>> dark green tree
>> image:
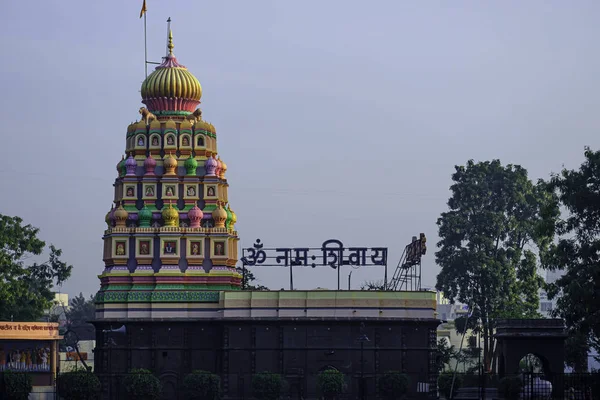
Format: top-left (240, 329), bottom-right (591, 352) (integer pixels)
top-left (436, 338), bottom-right (456, 372)
top-left (317, 369), bottom-right (345, 400)
top-left (378, 371), bottom-right (410, 399)
top-left (1, 370), bottom-right (32, 400)
top-left (66, 293), bottom-right (96, 326)
top-left (360, 280), bottom-right (385, 290)
top-left (182, 370), bottom-right (221, 400)
top-left (0, 214), bottom-right (72, 321)
top-left (62, 293), bottom-right (96, 370)
top-left (564, 330), bottom-right (589, 372)
top-left (123, 369), bottom-right (161, 400)
top-left (251, 372), bottom-right (283, 400)
top-left (436, 160), bottom-right (558, 371)
top-left (545, 147), bottom-right (600, 362)
top-left (236, 266), bottom-right (268, 290)
top-left (57, 369), bottom-right (101, 400)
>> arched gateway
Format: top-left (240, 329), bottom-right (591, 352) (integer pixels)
top-left (495, 319), bottom-right (567, 395)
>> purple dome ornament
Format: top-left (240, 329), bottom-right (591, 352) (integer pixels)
top-left (188, 205), bottom-right (203, 228)
top-left (109, 204), bottom-right (116, 227)
top-left (125, 153), bottom-right (137, 176)
top-left (144, 152), bottom-right (157, 175)
top-left (205, 155), bottom-right (217, 176)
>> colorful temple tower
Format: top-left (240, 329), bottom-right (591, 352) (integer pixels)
top-left (92, 27), bottom-right (441, 400)
top-left (96, 30), bottom-right (241, 317)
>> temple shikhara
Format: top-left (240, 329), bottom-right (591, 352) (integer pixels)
top-left (96, 31), bottom-right (241, 318)
top-left (93, 26), bottom-right (439, 400)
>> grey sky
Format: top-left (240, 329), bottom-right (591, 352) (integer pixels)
top-left (1, 1), bottom-right (598, 298)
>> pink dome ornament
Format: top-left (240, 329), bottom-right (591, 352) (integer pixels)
top-left (215, 156), bottom-right (222, 177)
top-left (125, 153), bottom-right (137, 176)
top-left (188, 205), bottom-right (204, 228)
top-left (144, 152), bottom-right (157, 175)
top-left (205, 155), bottom-right (217, 176)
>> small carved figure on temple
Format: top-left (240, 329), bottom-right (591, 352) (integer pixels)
top-left (139, 107), bottom-right (157, 125)
top-left (185, 108), bottom-right (202, 123)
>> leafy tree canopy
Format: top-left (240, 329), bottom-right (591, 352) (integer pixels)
top-left (236, 266), bottom-right (268, 290)
top-left (66, 293), bottom-right (96, 327)
top-left (435, 160), bottom-right (559, 369)
top-left (0, 214), bottom-right (72, 321)
top-left (360, 280), bottom-right (385, 290)
top-left (545, 147), bottom-right (600, 361)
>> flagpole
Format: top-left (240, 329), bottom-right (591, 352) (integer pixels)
top-left (144, 12), bottom-right (148, 78)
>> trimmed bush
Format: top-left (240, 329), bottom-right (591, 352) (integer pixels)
top-left (57, 368), bottom-right (101, 400)
top-left (122, 368), bottom-right (161, 400)
top-left (437, 371), bottom-right (462, 399)
top-left (182, 370), bottom-right (221, 400)
top-left (1, 370), bottom-right (32, 400)
top-left (317, 369), bottom-right (345, 400)
top-left (379, 371), bottom-right (410, 399)
top-left (251, 372), bottom-right (283, 400)
top-left (498, 376), bottom-right (522, 400)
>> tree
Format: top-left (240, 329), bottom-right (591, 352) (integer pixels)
top-left (2, 370), bottom-right (32, 400)
top-left (57, 368), bottom-right (101, 400)
top-left (251, 372), bottom-right (283, 400)
top-left (360, 280), bottom-right (385, 290)
top-left (564, 330), bottom-right (589, 372)
top-left (123, 369), bottom-right (161, 400)
top-left (236, 266), bottom-right (268, 290)
top-left (435, 160), bottom-right (558, 372)
top-left (182, 370), bottom-right (221, 400)
top-left (436, 338), bottom-right (456, 372)
top-left (317, 369), bottom-right (345, 400)
top-left (378, 371), bottom-right (410, 399)
top-left (62, 293), bottom-right (96, 370)
top-left (0, 214), bottom-right (72, 321)
top-left (545, 147), bottom-right (600, 363)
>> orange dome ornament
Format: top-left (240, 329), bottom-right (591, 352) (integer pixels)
top-left (163, 153), bottom-right (177, 175)
top-left (212, 205), bottom-right (228, 228)
top-left (114, 204), bottom-right (129, 227)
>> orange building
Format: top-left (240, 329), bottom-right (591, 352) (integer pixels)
top-left (0, 322), bottom-right (62, 398)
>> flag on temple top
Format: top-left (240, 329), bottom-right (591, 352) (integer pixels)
top-left (140, 0), bottom-right (147, 18)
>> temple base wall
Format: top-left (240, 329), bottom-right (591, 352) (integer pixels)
top-left (93, 290), bottom-right (439, 399)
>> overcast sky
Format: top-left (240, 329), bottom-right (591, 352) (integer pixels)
top-left (1, 1), bottom-right (599, 298)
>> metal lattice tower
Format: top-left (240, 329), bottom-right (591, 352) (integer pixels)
top-left (388, 233), bottom-right (427, 291)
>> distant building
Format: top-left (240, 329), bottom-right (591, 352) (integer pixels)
top-left (435, 292), bottom-right (478, 371)
top-left (436, 292), bottom-right (469, 322)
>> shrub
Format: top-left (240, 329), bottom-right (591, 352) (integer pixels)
top-left (379, 371), bottom-right (410, 399)
top-left (251, 372), bottom-right (283, 400)
top-left (57, 368), bottom-right (101, 400)
top-left (182, 370), bottom-right (221, 400)
top-left (1, 370), bottom-right (32, 400)
top-left (122, 368), bottom-right (161, 400)
top-left (317, 369), bottom-right (345, 400)
top-left (437, 371), bottom-right (462, 399)
top-left (498, 376), bottom-right (522, 400)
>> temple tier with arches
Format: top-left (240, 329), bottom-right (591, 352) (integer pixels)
top-left (96, 30), bottom-right (241, 317)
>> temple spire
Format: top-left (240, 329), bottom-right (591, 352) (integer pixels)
top-left (165, 17), bottom-right (172, 57)
top-left (168, 29), bottom-right (174, 55)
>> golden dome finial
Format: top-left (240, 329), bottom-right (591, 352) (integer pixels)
top-left (168, 29), bottom-right (174, 55)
